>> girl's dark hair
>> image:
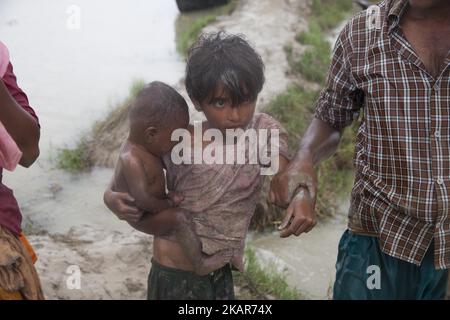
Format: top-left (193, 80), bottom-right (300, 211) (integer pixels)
top-left (185, 32), bottom-right (265, 107)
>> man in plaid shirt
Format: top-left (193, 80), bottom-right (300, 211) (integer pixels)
top-left (270, 0), bottom-right (450, 299)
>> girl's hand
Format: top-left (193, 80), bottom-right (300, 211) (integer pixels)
top-left (103, 188), bottom-right (143, 223)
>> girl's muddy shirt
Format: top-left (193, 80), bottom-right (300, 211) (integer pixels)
top-left (163, 113), bottom-right (290, 271)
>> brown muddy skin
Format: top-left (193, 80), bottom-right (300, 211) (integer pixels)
top-left (153, 238), bottom-right (195, 271)
top-left (401, 1), bottom-right (450, 79)
top-left (270, 117), bottom-right (341, 211)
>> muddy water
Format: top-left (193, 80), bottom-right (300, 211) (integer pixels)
top-left (249, 207), bottom-right (348, 299)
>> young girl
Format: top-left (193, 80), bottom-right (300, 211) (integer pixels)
top-left (104, 32), bottom-right (295, 300)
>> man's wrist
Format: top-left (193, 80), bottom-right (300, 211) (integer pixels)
top-left (292, 148), bottom-right (315, 168)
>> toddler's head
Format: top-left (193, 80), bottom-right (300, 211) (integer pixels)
top-left (128, 81), bottom-right (189, 156)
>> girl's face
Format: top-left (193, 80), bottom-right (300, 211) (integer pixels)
top-left (198, 84), bottom-right (256, 133)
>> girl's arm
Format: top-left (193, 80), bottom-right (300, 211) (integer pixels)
top-left (103, 178), bottom-right (144, 222)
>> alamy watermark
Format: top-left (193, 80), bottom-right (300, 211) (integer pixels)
top-left (170, 122), bottom-right (280, 176)
top-left (366, 5), bottom-right (381, 30)
top-left (366, 265), bottom-right (381, 290)
top-left (66, 265), bottom-right (81, 290)
top-left (66, 5), bottom-right (81, 30)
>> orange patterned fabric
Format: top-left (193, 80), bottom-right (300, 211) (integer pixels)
top-left (0, 287), bottom-right (23, 300)
top-left (0, 226), bottom-right (44, 300)
top-left (19, 233), bottom-right (37, 264)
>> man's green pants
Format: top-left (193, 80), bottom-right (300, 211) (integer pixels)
top-left (333, 230), bottom-right (449, 300)
top-left (147, 259), bottom-right (235, 300)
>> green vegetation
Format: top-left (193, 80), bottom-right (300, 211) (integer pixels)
top-left (291, 0), bottom-right (353, 84)
top-left (311, 0), bottom-right (353, 31)
top-left (56, 140), bottom-right (91, 172)
top-left (233, 248), bottom-right (302, 300)
top-left (175, 0), bottom-right (238, 56)
top-left (266, 86), bottom-right (318, 148)
top-left (294, 21), bottom-right (331, 84)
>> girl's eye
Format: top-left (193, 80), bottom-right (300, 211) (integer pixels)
top-left (214, 99), bottom-right (226, 108)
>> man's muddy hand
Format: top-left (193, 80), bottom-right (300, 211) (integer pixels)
top-left (278, 188), bottom-right (317, 238)
top-left (269, 157), bottom-right (318, 209)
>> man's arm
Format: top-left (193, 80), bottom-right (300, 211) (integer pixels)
top-left (277, 154), bottom-right (289, 173)
top-left (269, 119), bottom-right (342, 237)
top-left (270, 118), bottom-right (342, 207)
top-left (270, 20), bottom-right (362, 237)
top-left (121, 155), bottom-right (172, 214)
top-left (0, 79), bottom-right (40, 167)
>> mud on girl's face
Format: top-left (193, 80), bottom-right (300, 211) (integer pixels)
top-left (198, 83), bottom-right (256, 133)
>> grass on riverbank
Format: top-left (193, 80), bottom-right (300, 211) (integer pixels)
top-left (294, 21), bottom-right (331, 84)
top-left (56, 140), bottom-right (91, 172)
top-left (233, 248), bottom-right (302, 300)
top-left (290, 0), bottom-right (353, 84)
top-left (175, 0), bottom-right (238, 57)
top-left (311, 0), bottom-right (353, 31)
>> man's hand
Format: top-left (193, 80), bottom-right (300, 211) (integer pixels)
top-left (269, 152), bottom-right (318, 209)
top-left (278, 188), bottom-right (316, 238)
top-left (103, 189), bottom-right (144, 223)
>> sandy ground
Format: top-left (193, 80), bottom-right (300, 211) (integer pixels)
top-left (32, 227), bottom-right (152, 300)
top-left (22, 0), bottom-right (350, 300)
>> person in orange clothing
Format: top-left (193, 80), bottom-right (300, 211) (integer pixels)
top-left (0, 41), bottom-right (43, 300)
